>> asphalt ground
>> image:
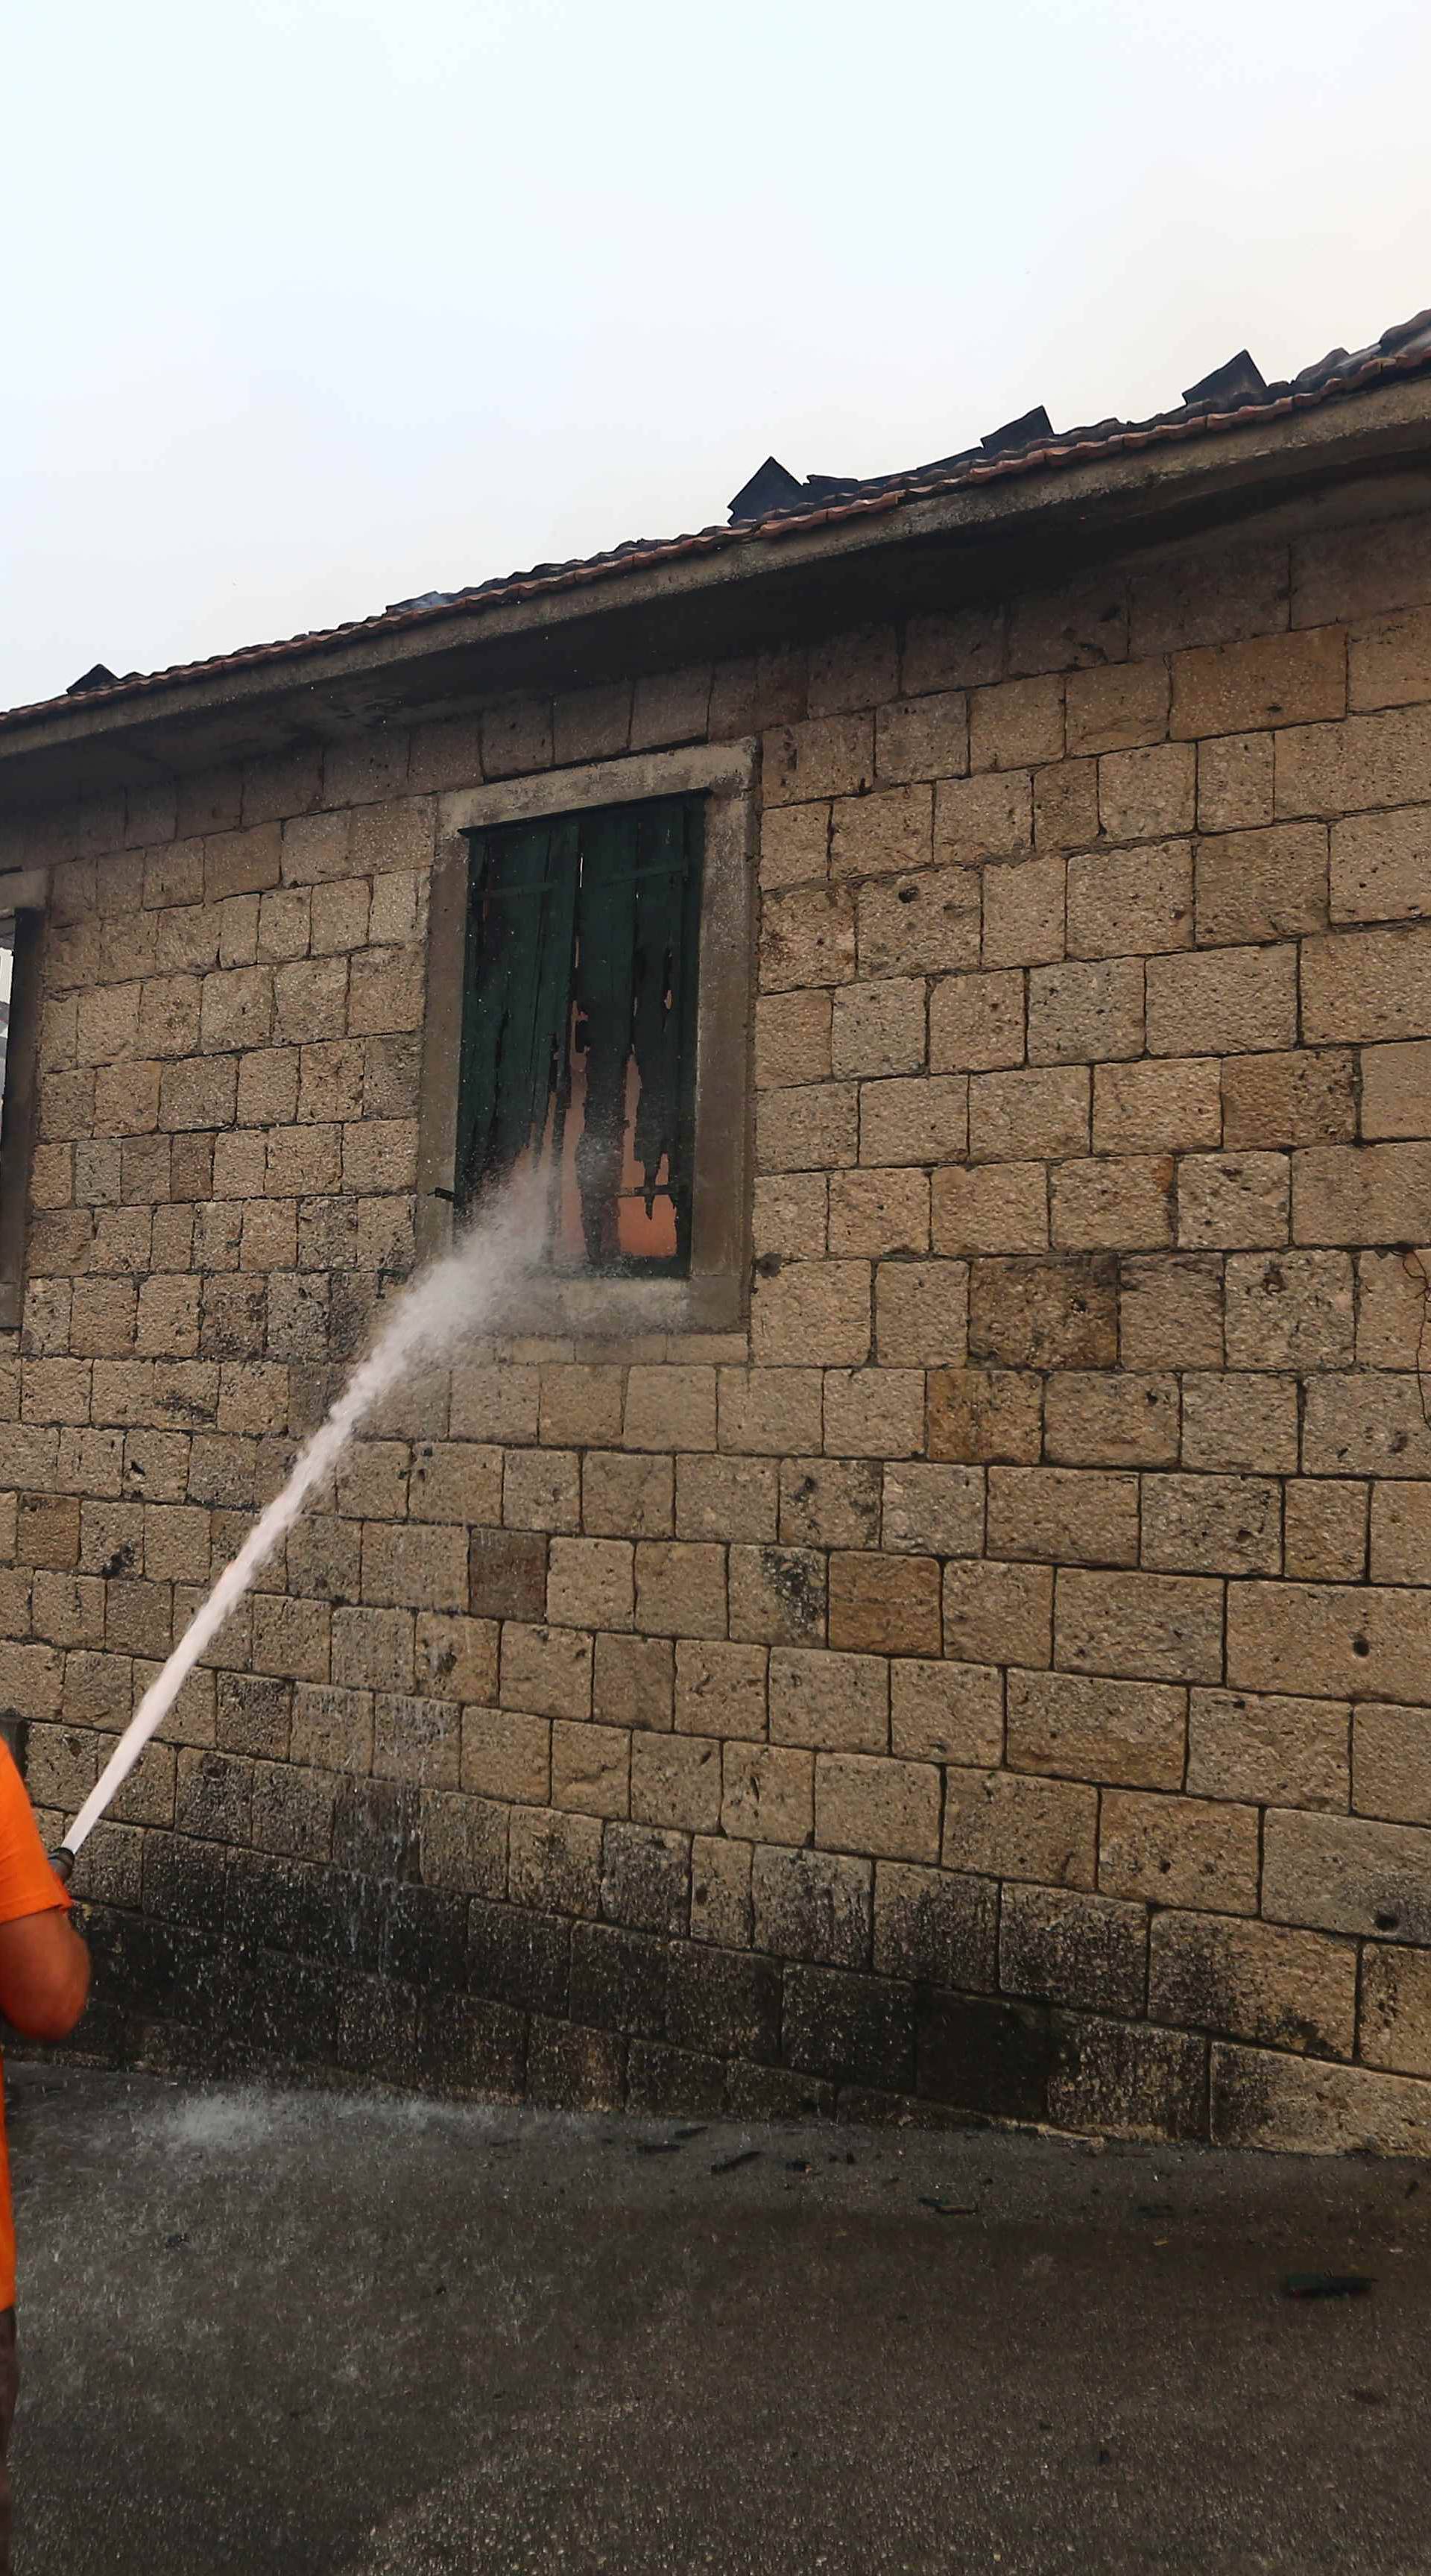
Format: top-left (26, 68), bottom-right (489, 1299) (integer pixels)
top-left (5, 2063), bottom-right (1429, 2573)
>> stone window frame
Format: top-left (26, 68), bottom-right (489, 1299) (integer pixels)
top-left (417, 739), bottom-right (757, 1336)
top-left (0, 869), bottom-right (47, 1333)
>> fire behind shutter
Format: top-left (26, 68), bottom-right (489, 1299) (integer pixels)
top-left (456, 794), bottom-right (704, 1275)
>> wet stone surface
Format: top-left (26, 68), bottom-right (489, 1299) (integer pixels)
top-left (8, 2063), bottom-right (1431, 2573)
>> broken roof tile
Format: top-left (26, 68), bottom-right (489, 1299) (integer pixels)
top-left (1181, 350), bottom-right (1267, 409)
top-left (727, 456), bottom-right (806, 522)
top-left (981, 405), bottom-right (1055, 456)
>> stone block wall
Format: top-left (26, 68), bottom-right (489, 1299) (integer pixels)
top-left (7, 492), bottom-right (1431, 2150)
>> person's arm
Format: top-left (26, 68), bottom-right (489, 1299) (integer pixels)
top-left (0, 1739), bottom-right (90, 2042)
top-left (0, 1909), bottom-right (89, 2042)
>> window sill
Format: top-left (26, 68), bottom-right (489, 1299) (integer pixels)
top-left (412, 1202), bottom-right (745, 1337)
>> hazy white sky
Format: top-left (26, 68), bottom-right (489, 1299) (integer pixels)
top-left (4, 0), bottom-right (1429, 715)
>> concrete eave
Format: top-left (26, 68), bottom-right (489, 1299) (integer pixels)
top-left (3, 366), bottom-right (1430, 812)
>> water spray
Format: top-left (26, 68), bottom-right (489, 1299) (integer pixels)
top-left (50, 1191), bottom-right (537, 1886)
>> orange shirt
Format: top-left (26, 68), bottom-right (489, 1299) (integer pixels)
top-left (0, 1740), bottom-right (71, 2309)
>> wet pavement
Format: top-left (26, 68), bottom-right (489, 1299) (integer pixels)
top-left (5, 2062), bottom-right (1430, 2572)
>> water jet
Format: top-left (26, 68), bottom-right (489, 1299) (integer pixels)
top-left (50, 1190), bottom-right (539, 1884)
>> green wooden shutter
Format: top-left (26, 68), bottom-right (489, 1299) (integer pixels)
top-left (456, 815), bottom-right (579, 1208)
top-left (570, 804), bottom-right (641, 1265)
top-left (630, 795), bottom-right (702, 1267)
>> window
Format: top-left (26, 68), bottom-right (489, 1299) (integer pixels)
top-left (0, 922), bottom-right (13, 1111)
top-left (0, 885), bottom-right (45, 1333)
top-left (419, 739), bottom-right (756, 1332)
top-left (457, 795), bottom-right (704, 1275)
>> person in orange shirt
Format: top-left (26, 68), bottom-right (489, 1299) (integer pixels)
top-left (0, 1738), bottom-right (90, 2572)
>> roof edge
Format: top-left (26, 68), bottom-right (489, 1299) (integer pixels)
top-left (3, 346), bottom-right (1431, 786)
